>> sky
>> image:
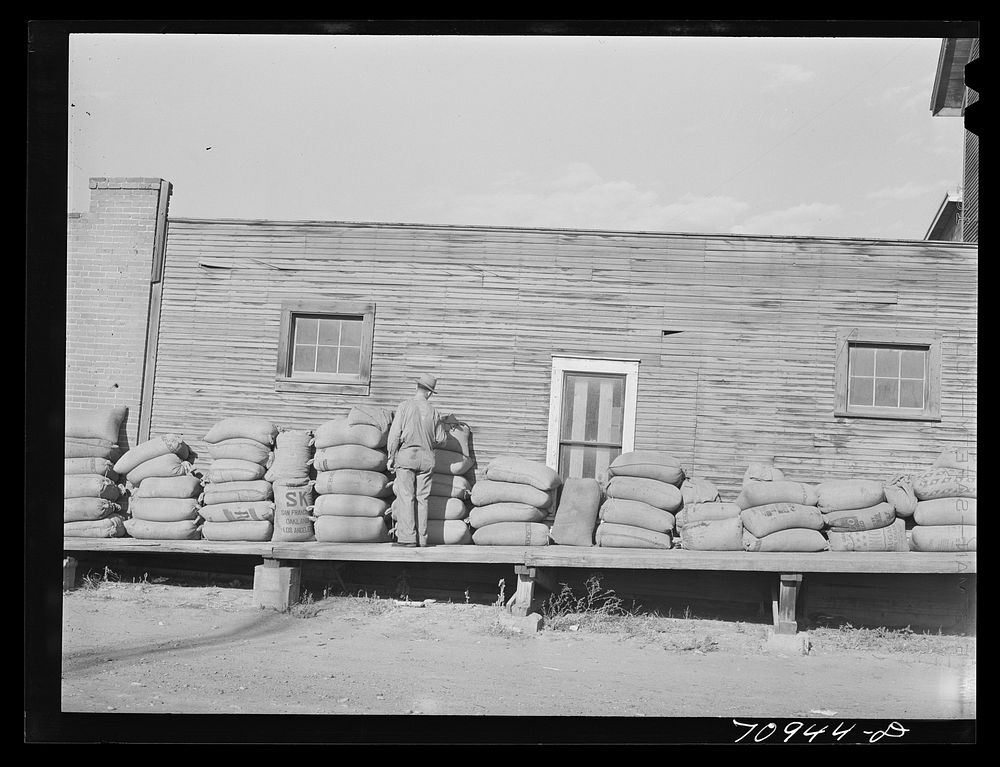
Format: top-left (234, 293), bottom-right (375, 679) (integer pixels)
top-left (67, 32), bottom-right (968, 240)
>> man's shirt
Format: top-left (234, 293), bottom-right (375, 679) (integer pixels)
top-left (387, 396), bottom-right (446, 471)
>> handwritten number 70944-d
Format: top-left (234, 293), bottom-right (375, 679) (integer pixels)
top-left (732, 720), bottom-right (910, 744)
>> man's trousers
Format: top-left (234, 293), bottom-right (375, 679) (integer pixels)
top-left (393, 467), bottom-right (432, 546)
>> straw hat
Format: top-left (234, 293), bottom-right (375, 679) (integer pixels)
top-left (416, 373), bottom-right (438, 394)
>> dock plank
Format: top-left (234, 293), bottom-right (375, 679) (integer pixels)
top-left (62, 539), bottom-right (976, 574)
top-left (525, 547), bottom-right (976, 574)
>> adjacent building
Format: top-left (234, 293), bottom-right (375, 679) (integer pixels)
top-left (927, 37), bottom-right (980, 243)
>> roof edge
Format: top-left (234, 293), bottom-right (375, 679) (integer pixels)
top-left (164, 215), bottom-right (980, 248)
top-left (923, 190), bottom-right (963, 241)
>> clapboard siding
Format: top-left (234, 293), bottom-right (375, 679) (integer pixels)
top-left (150, 220), bottom-right (977, 497)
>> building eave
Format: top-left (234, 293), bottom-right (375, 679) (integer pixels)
top-left (924, 190), bottom-right (963, 241)
top-left (930, 38), bottom-right (976, 116)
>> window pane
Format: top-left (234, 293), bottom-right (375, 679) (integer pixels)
top-left (295, 317), bottom-right (318, 345)
top-left (318, 319), bottom-right (341, 345)
top-left (340, 319), bottom-right (363, 347)
top-left (560, 377), bottom-right (575, 438)
top-left (874, 377), bottom-right (900, 407)
top-left (292, 344), bottom-right (316, 373)
top-left (850, 346), bottom-right (875, 377)
top-left (560, 444), bottom-right (586, 480)
top-left (559, 444), bottom-right (620, 483)
top-left (560, 383), bottom-right (574, 439)
top-left (338, 346), bottom-right (361, 374)
top-left (849, 376), bottom-right (874, 406)
top-left (875, 348), bottom-right (900, 377)
top-left (610, 405), bottom-right (623, 431)
top-left (900, 349), bottom-right (926, 379)
top-left (316, 346), bottom-right (339, 373)
top-left (593, 446), bottom-right (616, 484)
top-left (562, 375), bottom-right (590, 441)
top-left (584, 379), bottom-right (601, 442)
top-left (562, 374), bottom-right (624, 444)
top-left (900, 379), bottom-right (924, 408)
top-left (595, 378), bottom-right (618, 444)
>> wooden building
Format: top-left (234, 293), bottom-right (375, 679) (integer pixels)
top-left (130, 212), bottom-right (976, 499)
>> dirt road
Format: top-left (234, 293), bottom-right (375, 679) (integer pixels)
top-left (58, 577), bottom-right (975, 741)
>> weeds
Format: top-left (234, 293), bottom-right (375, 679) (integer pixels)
top-left (289, 585), bottom-right (400, 618)
top-left (535, 577), bottom-right (727, 648)
top-left (542, 575), bottom-right (630, 619)
top-left (493, 578), bottom-right (506, 609)
top-left (483, 616), bottom-right (520, 637)
top-left (811, 623), bottom-right (976, 656)
top-left (540, 575), bottom-right (653, 635)
top-left (289, 589), bottom-right (322, 619)
top-left (351, 589), bottom-right (397, 617)
top-left (80, 566), bottom-right (121, 590)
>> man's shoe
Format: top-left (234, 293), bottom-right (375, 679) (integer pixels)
top-left (392, 542), bottom-right (417, 548)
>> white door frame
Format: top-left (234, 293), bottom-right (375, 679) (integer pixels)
top-left (545, 355), bottom-right (640, 472)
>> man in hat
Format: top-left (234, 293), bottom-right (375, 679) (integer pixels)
top-left (386, 373), bottom-right (447, 547)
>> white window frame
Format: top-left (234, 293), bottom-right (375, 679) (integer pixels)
top-left (545, 356), bottom-right (640, 472)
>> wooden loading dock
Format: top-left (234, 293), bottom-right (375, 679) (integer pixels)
top-left (63, 539), bottom-right (976, 635)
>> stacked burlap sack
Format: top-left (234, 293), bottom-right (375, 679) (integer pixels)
top-left (675, 476), bottom-right (745, 551)
top-left (265, 428), bottom-right (316, 542)
top-left (311, 407), bottom-right (394, 543)
top-left (198, 417), bottom-right (278, 542)
top-left (470, 456), bottom-right (561, 546)
top-left (595, 451), bottom-right (684, 549)
top-left (64, 406), bottom-right (128, 538)
top-left (410, 416), bottom-right (476, 545)
top-left (117, 434), bottom-right (200, 540)
top-left (548, 478), bottom-right (603, 546)
top-left (736, 458), bottom-right (828, 552)
top-left (909, 448), bottom-right (977, 552)
top-left (815, 478), bottom-right (906, 552)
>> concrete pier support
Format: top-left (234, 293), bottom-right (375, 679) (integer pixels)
top-left (253, 558), bottom-right (301, 610)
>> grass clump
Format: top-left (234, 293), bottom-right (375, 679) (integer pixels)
top-left (541, 575), bottom-right (651, 635)
top-left (811, 622), bottom-right (976, 656)
top-left (289, 589), bottom-right (322, 618)
top-left (351, 589), bottom-right (397, 617)
top-left (79, 565), bottom-right (122, 590)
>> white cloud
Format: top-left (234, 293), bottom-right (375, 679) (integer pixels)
top-left (761, 62), bottom-right (815, 89)
top-left (731, 203), bottom-right (843, 236)
top-left (415, 164), bottom-right (855, 238)
top-left (425, 162), bottom-right (750, 233)
top-left (865, 182), bottom-right (945, 202)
